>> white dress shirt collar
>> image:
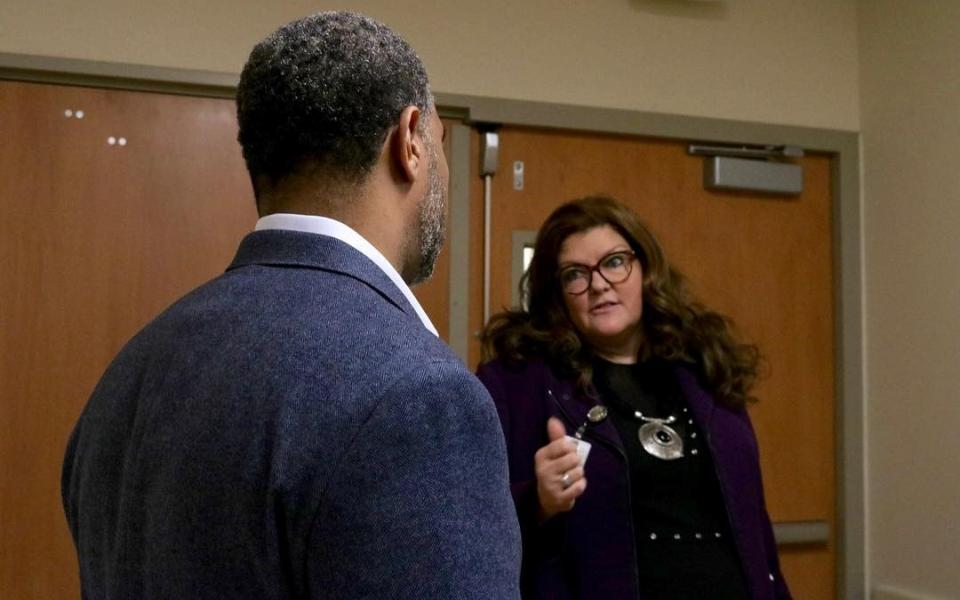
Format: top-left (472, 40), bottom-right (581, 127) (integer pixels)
top-left (255, 213), bottom-right (438, 336)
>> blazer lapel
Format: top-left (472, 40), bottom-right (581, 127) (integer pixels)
top-left (544, 368), bottom-right (625, 453)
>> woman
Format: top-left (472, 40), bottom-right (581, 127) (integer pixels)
top-left (477, 196), bottom-right (790, 599)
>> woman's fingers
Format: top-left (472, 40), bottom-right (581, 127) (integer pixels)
top-left (535, 418), bottom-right (589, 520)
top-left (535, 442), bottom-right (580, 477)
top-left (545, 416), bottom-right (567, 442)
top-left (535, 442), bottom-right (587, 519)
top-left (557, 475), bottom-right (587, 509)
top-left (537, 434), bottom-right (577, 460)
top-left (556, 465), bottom-right (586, 491)
top-left (537, 466), bottom-right (587, 517)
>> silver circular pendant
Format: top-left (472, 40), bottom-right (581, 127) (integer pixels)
top-left (637, 421), bottom-right (684, 460)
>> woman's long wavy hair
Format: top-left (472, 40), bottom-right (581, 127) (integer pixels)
top-left (480, 195), bottom-right (761, 409)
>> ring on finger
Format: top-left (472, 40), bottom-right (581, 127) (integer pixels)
top-left (560, 472), bottom-right (573, 489)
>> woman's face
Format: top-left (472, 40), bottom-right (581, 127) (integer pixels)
top-left (557, 225), bottom-right (645, 363)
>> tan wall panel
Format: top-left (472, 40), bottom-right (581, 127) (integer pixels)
top-left (0, 0), bottom-right (859, 130)
top-left (860, 1), bottom-right (960, 596)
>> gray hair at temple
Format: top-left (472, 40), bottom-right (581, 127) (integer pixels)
top-left (236, 11), bottom-right (433, 199)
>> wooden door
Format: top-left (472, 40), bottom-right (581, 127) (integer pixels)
top-left (0, 79), bottom-right (459, 598)
top-left (0, 80), bottom-right (258, 598)
top-left (468, 126), bottom-right (836, 598)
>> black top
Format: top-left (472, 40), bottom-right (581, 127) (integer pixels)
top-left (592, 358), bottom-right (749, 599)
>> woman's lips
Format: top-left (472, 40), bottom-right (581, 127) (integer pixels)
top-left (589, 301), bottom-right (618, 314)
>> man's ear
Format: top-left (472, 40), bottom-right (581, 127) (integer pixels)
top-left (391, 105), bottom-right (424, 183)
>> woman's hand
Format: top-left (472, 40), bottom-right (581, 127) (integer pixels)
top-left (534, 417), bottom-right (587, 522)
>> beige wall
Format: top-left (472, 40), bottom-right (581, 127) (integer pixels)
top-left (860, 2), bottom-right (960, 598)
top-left (0, 0), bottom-right (859, 130)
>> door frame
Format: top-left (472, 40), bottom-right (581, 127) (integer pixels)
top-left (0, 51), bottom-right (865, 600)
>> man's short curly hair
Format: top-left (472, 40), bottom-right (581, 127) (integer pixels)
top-left (236, 12), bottom-right (432, 195)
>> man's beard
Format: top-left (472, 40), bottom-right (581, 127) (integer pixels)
top-left (405, 147), bottom-right (446, 286)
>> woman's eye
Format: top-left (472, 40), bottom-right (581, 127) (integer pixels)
top-left (603, 254), bottom-right (625, 268)
top-left (561, 269), bottom-right (585, 283)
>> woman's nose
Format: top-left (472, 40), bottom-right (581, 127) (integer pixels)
top-left (588, 269), bottom-right (610, 292)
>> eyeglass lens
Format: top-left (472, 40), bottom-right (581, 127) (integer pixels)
top-left (561, 252), bottom-right (634, 294)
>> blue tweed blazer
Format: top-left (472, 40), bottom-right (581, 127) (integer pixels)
top-left (62, 229), bottom-right (521, 599)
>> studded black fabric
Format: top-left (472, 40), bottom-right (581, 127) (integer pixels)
top-left (593, 358), bottom-right (749, 598)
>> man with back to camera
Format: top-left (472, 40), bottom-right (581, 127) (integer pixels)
top-left (61, 11), bottom-right (521, 599)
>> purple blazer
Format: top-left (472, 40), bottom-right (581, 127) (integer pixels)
top-left (477, 358), bottom-right (791, 599)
